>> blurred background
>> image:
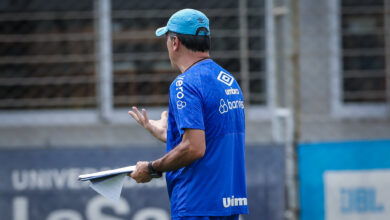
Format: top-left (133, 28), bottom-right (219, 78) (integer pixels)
top-left (0, 0), bottom-right (389, 220)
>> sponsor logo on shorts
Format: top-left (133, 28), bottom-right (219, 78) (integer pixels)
top-left (223, 196), bottom-right (248, 208)
top-left (217, 71), bottom-right (234, 86)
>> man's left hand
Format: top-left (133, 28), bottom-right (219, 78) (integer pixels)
top-left (129, 161), bottom-right (152, 183)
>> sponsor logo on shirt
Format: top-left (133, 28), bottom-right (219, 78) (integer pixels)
top-left (225, 87), bottom-right (240, 95)
top-left (175, 76), bottom-right (186, 109)
top-left (177, 100), bottom-right (186, 109)
top-left (217, 71), bottom-right (234, 86)
top-left (219, 99), bottom-right (228, 114)
top-left (223, 196), bottom-right (248, 208)
top-left (219, 98), bottom-right (244, 114)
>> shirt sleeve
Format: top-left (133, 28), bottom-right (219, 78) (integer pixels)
top-left (170, 75), bottom-right (205, 137)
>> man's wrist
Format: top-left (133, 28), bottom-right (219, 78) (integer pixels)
top-left (148, 161), bottom-right (162, 178)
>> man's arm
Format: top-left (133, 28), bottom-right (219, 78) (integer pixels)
top-left (128, 107), bottom-right (167, 143)
top-left (130, 129), bottom-right (206, 183)
top-left (153, 129), bottom-right (205, 171)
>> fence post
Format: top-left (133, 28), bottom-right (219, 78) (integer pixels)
top-left (385, 0), bottom-right (390, 113)
top-left (239, 0), bottom-right (250, 104)
top-left (267, 0), bottom-right (300, 219)
top-left (94, 0), bottom-right (113, 122)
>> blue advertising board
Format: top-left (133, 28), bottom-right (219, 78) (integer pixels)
top-left (0, 145), bottom-right (284, 220)
top-left (298, 140), bottom-right (390, 220)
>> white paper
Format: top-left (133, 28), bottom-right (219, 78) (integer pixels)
top-left (78, 165), bottom-right (135, 181)
top-left (78, 165), bottom-right (135, 202)
top-left (89, 173), bottom-right (127, 202)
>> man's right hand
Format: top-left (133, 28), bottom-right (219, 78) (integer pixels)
top-left (128, 107), bottom-right (168, 143)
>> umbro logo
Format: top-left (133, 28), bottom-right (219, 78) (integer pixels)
top-left (217, 71), bottom-right (234, 86)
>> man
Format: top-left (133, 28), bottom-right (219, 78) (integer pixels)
top-left (128, 9), bottom-right (248, 220)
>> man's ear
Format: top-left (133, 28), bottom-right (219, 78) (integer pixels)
top-left (172, 36), bottom-right (180, 51)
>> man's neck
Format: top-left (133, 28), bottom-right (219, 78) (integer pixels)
top-left (176, 51), bottom-right (210, 73)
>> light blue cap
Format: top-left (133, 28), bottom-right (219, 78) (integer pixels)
top-left (155, 9), bottom-right (210, 37)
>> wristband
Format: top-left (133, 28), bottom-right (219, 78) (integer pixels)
top-left (148, 161), bottom-right (162, 178)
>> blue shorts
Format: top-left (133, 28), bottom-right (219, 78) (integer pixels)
top-left (172, 215), bottom-right (239, 220)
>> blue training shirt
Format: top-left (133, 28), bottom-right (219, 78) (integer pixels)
top-left (166, 59), bottom-right (248, 217)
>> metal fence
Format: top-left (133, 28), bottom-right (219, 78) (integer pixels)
top-left (0, 0), bottom-right (266, 111)
top-left (297, 0), bottom-right (390, 141)
top-left (0, 0), bottom-right (95, 109)
top-left (341, 0), bottom-right (388, 104)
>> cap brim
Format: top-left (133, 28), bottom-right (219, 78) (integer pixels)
top-left (155, 27), bottom-right (168, 37)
